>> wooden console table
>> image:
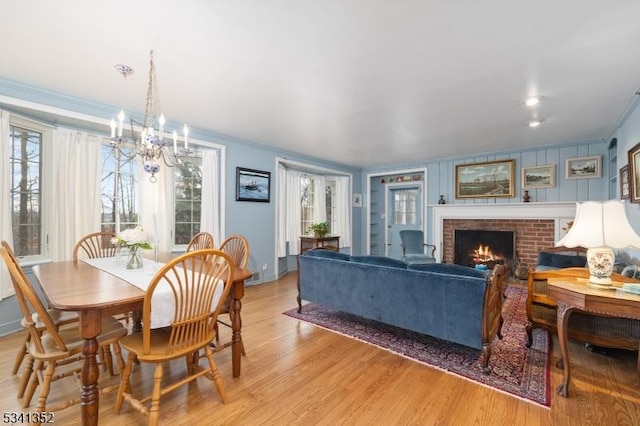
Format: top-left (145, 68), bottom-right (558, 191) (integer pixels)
top-left (547, 277), bottom-right (640, 398)
top-left (300, 236), bottom-right (340, 254)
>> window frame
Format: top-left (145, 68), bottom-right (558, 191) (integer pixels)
top-left (8, 115), bottom-right (53, 263)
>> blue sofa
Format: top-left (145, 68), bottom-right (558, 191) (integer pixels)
top-left (297, 250), bottom-right (506, 372)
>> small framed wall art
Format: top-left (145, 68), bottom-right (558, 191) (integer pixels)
top-left (565, 156), bottom-right (601, 179)
top-left (236, 167), bottom-right (271, 202)
top-left (620, 165), bottom-right (630, 200)
top-left (522, 165), bottom-right (555, 189)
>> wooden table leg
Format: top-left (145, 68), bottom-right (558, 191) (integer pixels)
top-left (131, 310), bottom-right (142, 333)
top-left (80, 310), bottom-right (102, 426)
top-left (230, 280), bottom-right (244, 378)
top-left (556, 301), bottom-right (573, 397)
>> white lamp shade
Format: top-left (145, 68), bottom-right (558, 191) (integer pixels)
top-left (556, 200), bottom-right (640, 248)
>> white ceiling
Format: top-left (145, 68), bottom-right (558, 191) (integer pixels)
top-left (2, 1), bottom-right (640, 168)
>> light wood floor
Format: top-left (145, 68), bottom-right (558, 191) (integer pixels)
top-left (1, 272), bottom-right (639, 425)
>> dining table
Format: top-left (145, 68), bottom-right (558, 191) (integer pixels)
top-left (32, 253), bottom-right (251, 426)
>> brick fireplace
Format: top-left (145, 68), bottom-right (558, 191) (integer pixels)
top-left (443, 219), bottom-right (554, 271)
top-left (432, 203), bottom-right (577, 273)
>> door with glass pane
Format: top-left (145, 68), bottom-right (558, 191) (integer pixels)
top-left (386, 183), bottom-right (422, 259)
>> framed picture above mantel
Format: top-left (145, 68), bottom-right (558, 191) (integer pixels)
top-left (455, 159), bottom-right (515, 199)
top-left (522, 165), bottom-right (555, 189)
top-left (565, 156), bottom-right (601, 179)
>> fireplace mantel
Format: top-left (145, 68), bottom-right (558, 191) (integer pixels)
top-left (432, 202), bottom-right (577, 263)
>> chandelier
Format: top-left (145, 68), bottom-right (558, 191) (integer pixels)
top-left (110, 50), bottom-right (191, 183)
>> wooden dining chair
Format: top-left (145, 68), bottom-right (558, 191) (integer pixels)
top-left (114, 249), bottom-right (235, 426)
top-left (72, 231), bottom-right (118, 260)
top-left (0, 246), bottom-right (127, 413)
top-left (73, 231), bottom-right (125, 374)
top-left (213, 234), bottom-right (250, 355)
top-left (186, 231), bottom-right (215, 252)
top-left (1, 241), bottom-right (78, 395)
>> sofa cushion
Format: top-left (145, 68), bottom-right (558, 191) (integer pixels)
top-left (350, 255), bottom-right (407, 269)
top-left (408, 262), bottom-right (487, 278)
top-left (304, 249), bottom-right (351, 261)
top-left (537, 251), bottom-right (587, 269)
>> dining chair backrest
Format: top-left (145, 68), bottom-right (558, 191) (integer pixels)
top-left (141, 249), bottom-right (235, 356)
top-left (219, 234), bottom-right (249, 269)
top-left (1, 240), bottom-right (29, 285)
top-left (186, 232), bottom-right (215, 252)
top-left (0, 246), bottom-right (67, 355)
top-left (73, 231), bottom-right (118, 261)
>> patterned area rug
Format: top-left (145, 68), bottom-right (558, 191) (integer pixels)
top-left (283, 286), bottom-right (551, 406)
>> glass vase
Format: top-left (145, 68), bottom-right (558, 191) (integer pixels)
top-left (126, 245), bottom-right (143, 270)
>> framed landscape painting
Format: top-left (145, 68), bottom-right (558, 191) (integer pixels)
top-left (236, 167), bottom-right (271, 202)
top-left (628, 142), bottom-right (640, 203)
top-left (620, 165), bottom-right (630, 200)
top-left (522, 165), bottom-right (555, 189)
top-left (565, 156), bottom-right (601, 179)
top-left (455, 159), bottom-right (515, 199)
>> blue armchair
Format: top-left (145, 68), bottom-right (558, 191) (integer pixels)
top-left (399, 230), bottom-right (436, 265)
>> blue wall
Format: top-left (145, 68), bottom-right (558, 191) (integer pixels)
top-left (612, 96), bottom-right (640, 264)
top-left (361, 139), bottom-right (609, 246)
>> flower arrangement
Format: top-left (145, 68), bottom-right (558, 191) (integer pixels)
top-left (111, 226), bottom-right (153, 249)
top-left (111, 226), bottom-right (152, 269)
top-left (308, 221), bottom-right (329, 237)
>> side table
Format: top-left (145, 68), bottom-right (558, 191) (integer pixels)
top-left (299, 236), bottom-right (340, 255)
top-left (547, 277), bottom-right (640, 397)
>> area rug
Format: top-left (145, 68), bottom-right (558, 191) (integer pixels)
top-left (283, 286), bottom-right (551, 406)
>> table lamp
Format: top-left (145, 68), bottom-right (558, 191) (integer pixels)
top-left (556, 200), bottom-right (640, 289)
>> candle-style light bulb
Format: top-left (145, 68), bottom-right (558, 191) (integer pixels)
top-left (183, 124), bottom-right (189, 150)
top-left (173, 131), bottom-right (178, 154)
top-left (140, 128), bottom-right (147, 148)
top-left (117, 110), bottom-right (125, 137)
top-left (110, 119), bottom-right (116, 138)
top-left (158, 114), bottom-right (165, 141)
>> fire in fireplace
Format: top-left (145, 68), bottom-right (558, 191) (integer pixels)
top-left (454, 230), bottom-right (514, 272)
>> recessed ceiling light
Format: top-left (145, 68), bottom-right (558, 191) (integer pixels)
top-left (527, 119), bottom-right (544, 128)
top-left (524, 96), bottom-right (542, 107)
top-left (114, 64), bottom-right (134, 78)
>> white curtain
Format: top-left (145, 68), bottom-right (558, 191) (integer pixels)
top-left (0, 110), bottom-right (13, 299)
top-left (139, 157), bottom-right (172, 253)
top-left (312, 175), bottom-right (326, 224)
top-left (48, 129), bottom-right (102, 261)
top-left (200, 150), bottom-right (220, 245)
top-left (286, 170), bottom-right (303, 255)
top-left (276, 164), bottom-right (287, 257)
top-left (334, 176), bottom-right (352, 248)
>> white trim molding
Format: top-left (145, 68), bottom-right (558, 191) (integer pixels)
top-left (432, 202), bottom-right (578, 262)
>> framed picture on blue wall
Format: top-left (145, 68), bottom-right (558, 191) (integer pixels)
top-left (522, 165), bottom-right (555, 189)
top-left (565, 156), bottom-right (601, 179)
top-left (236, 167), bottom-right (270, 202)
top-left (628, 143), bottom-right (640, 203)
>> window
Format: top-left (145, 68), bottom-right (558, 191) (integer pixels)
top-left (9, 123), bottom-right (43, 258)
top-left (300, 176), bottom-right (336, 235)
top-left (100, 144), bottom-right (140, 233)
top-left (300, 176), bottom-right (315, 235)
top-left (325, 179), bottom-right (336, 232)
top-left (392, 189), bottom-right (418, 225)
top-left (174, 157), bottom-right (202, 245)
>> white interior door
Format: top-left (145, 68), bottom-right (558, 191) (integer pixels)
top-left (385, 183), bottom-right (423, 259)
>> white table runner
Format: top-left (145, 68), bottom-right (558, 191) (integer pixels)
top-left (82, 257), bottom-right (222, 329)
